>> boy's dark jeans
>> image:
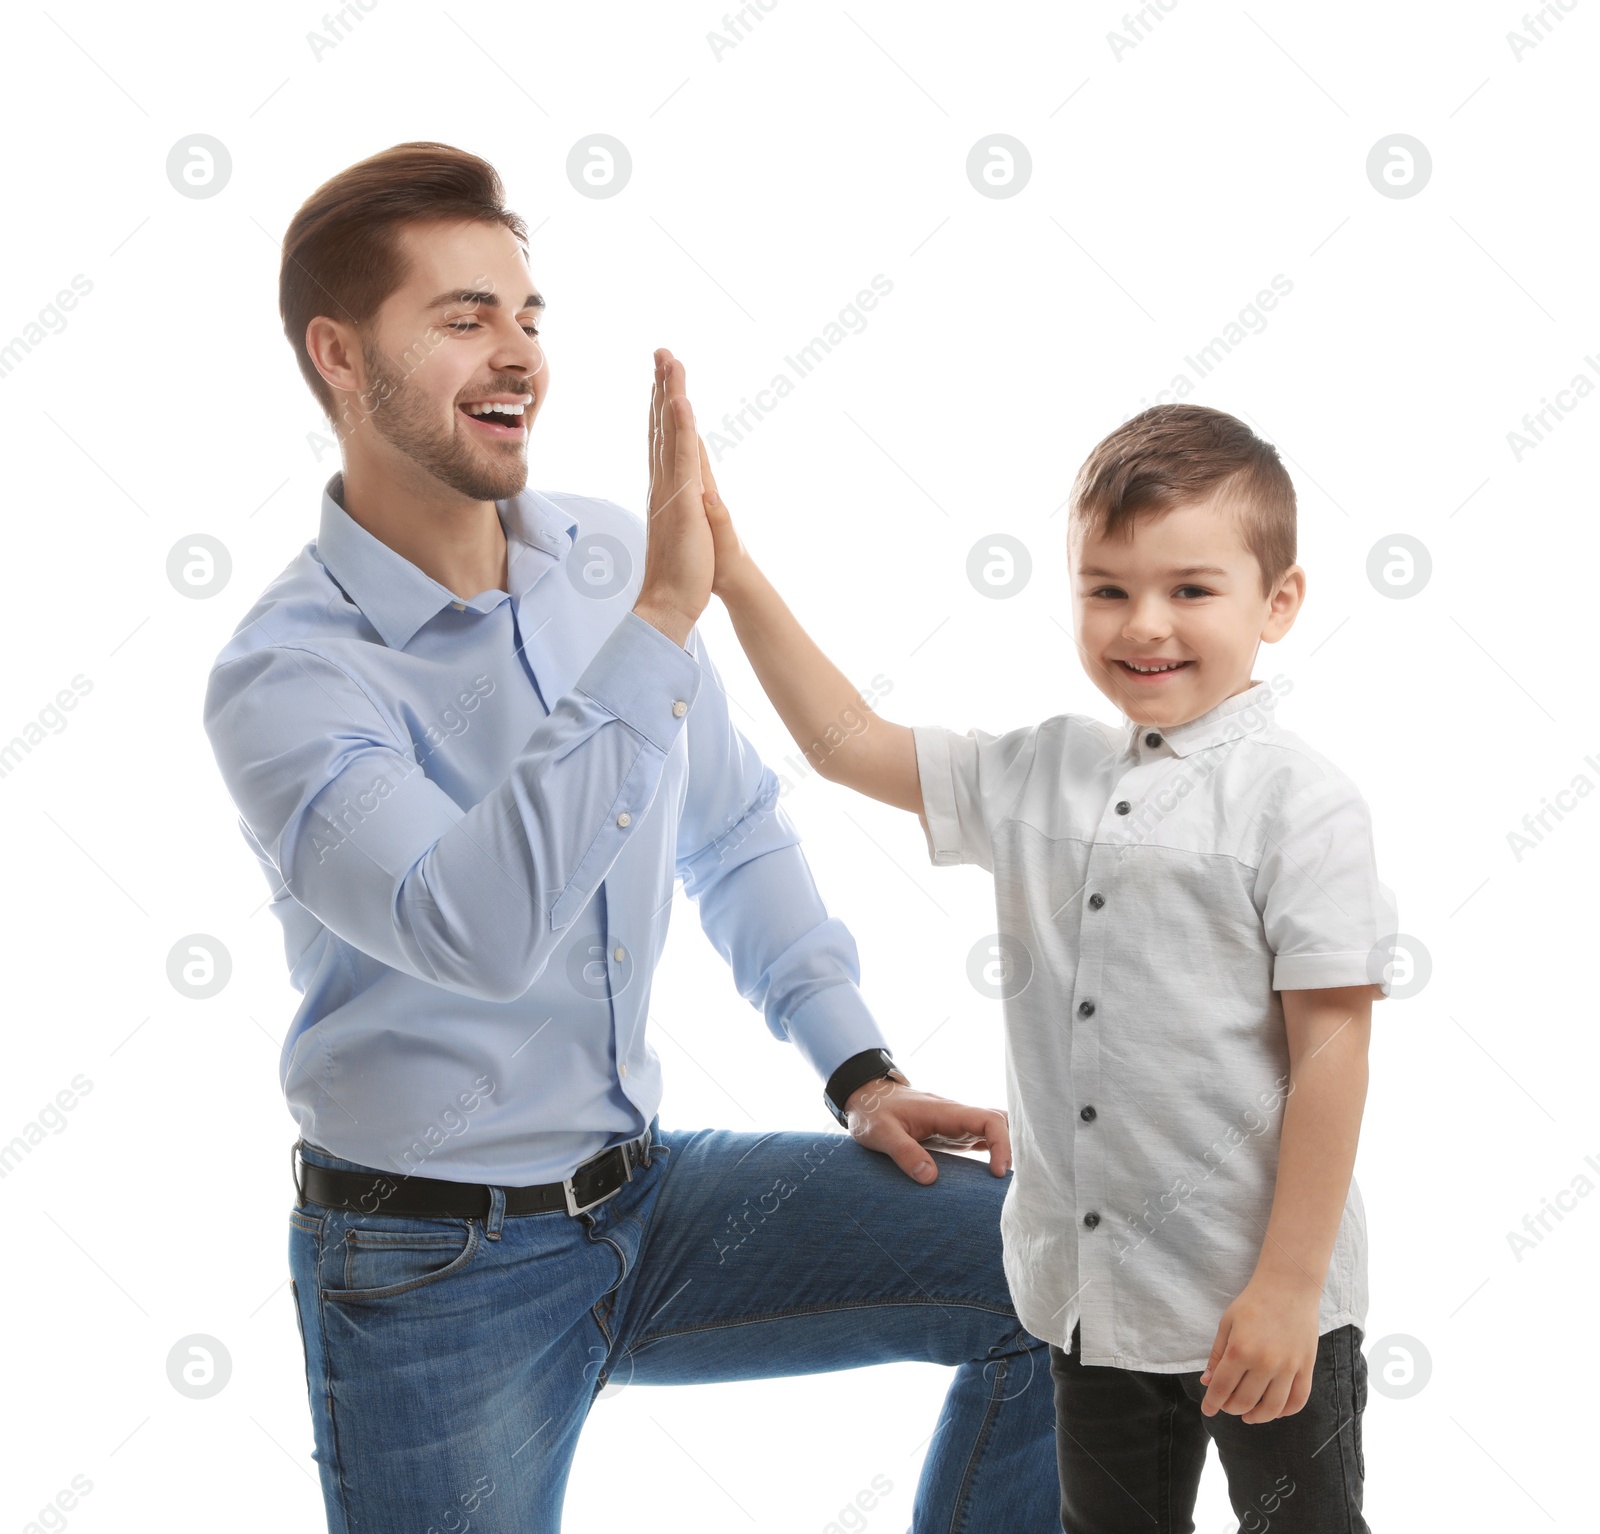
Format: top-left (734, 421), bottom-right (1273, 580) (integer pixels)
top-left (1049, 1321), bottom-right (1369, 1532)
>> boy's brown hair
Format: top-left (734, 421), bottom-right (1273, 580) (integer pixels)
top-left (1068, 404), bottom-right (1296, 596)
top-left (279, 141), bottom-right (528, 423)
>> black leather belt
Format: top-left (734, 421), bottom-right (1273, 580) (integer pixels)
top-left (294, 1125), bottom-right (654, 1219)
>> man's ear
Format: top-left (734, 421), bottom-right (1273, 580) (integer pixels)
top-left (306, 315), bottom-right (364, 400)
top-left (1260, 563), bottom-right (1306, 643)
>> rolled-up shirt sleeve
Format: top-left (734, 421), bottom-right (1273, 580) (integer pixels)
top-left (912, 721), bottom-right (1042, 874)
top-left (1253, 773), bottom-right (1399, 996)
top-left (202, 610), bottom-right (701, 1004)
top-left (673, 631), bottom-right (890, 1082)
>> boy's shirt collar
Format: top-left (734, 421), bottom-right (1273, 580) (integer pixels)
top-left (1123, 677), bottom-right (1279, 759)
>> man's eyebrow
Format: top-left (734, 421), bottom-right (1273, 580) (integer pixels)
top-left (1077, 564), bottom-right (1231, 579)
top-left (426, 288), bottom-right (545, 311)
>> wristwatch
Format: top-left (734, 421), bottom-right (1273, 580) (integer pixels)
top-left (823, 1048), bottom-right (909, 1127)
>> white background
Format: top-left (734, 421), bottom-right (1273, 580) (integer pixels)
top-left (2, 1), bottom-right (1595, 1528)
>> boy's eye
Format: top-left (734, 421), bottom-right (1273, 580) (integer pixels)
top-left (1083, 585), bottom-right (1211, 599)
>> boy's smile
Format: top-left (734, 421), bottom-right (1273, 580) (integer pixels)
top-left (1070, 491), bottom-right (1305, 730)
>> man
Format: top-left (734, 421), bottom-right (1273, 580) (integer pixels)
top-left (203, 141), bottom-right (1059, 1531)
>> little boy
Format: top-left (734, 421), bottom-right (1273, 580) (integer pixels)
top-left (695, 402), bottom-right (1393, 1532)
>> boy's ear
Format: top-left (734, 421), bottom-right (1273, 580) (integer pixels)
top-left (1260, 562), bottom-right (1306, 642)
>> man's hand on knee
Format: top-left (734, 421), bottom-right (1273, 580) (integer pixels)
top-left (843, 1078), bottom-right (1011, 1184)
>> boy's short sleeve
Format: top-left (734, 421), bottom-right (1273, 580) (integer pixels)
top-left (911, 722), bottom-right (1042, 875)
top-left (1253, 772), bottom-right (1399, 996)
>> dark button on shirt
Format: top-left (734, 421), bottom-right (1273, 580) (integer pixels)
top-left (909, 685), bottom-right (1399, 1368)
top-left (1080, 1104), bottom-right (1097, 1121)
top-left (1145, 731), bottom-right (1162, 748)
top-left (1083, 1211), bottom-right (1101, 1229)
top-left (1115, 800), bottom-right (1131, 815)
top-left (1077, 1000), bottom-right (1095, 1017)
top-left (1087, 893), bottom-right (1105, 910)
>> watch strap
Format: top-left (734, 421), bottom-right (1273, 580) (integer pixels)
top-left (823, 1047), bottom-right (904, 1126)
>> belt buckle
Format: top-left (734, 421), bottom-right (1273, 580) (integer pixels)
top-left (562, 1174), bottom-right (621, 1218)
top-left (561, 1131), bottom-right (644, 1217)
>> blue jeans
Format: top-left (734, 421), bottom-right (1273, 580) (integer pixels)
top-left (287, 1117), bottom-right (1062, 1532)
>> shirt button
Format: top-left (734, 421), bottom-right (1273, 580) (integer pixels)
top-left (1087, 893), bottom-right (1104, 910)
top-left (1145, 731), bottom-right (1162, 748)
top-left (1077, 1000), bottom-right (1095, 1017)
top-left (613, 946), bottom-right (626, 962)
top-left (451, 601), bottom-right (466, 611)
top-left (616, 812), bottom-right (631, 828)
top-left (1080, 1104), bottom-right (1097, 1121)
top-left (672, 700), bottom-right (688, 717)
top-left (620, 1062), bottom-right (629, 1079)
top-left (1115, 800), bottom-right (1131, 815)
top-left (1083, 1211), bottom-right (1101, 1229)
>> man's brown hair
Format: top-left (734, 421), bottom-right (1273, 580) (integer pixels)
top-left (1067, 404), bottom-right (1296, 596)
top-left (279, 141), bottom-right (528, 424)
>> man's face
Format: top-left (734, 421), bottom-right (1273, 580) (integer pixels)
top-left (340, 218), bottom-right (548, 503)
top-left (1070, 492), bottom-right (1298, 729)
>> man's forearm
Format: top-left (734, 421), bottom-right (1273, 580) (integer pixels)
top-left (631, 597), bottom-right (695, 648)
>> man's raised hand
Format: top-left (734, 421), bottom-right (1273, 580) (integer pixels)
top-left (633, 349), bottom-right (714, 648)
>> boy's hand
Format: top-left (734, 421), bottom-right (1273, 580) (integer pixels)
top-left (684, 398), bottom-right (924, 815)
top-left (633, 348), bottom-right (712, 647)
top-left (695, 434), bottom-right (757, 602)
top-left (1198, 1277), bottom-right (1320, 1423)
top-left (843, 1075), bottom-right (1011, 1184)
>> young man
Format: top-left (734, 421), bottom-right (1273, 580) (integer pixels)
top-left (695, 399), bottom-right (1393, 1531)
top-left (201, 143), bottom-right (1060, 1531)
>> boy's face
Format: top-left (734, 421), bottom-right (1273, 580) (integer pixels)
top-left (1070, 491), bottom-right (1304, 729)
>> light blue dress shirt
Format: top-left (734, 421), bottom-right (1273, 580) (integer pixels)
top-left (202, 473), bottom-right (888, 1184)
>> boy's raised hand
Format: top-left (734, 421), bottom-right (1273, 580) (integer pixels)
top-left (685, 434), bottom-right (924, 815)
top-left (695, 434), bottom-right (756, 601)
top-left (682, 406), bottom-right (1010, 1182)
top-left (633, 348), bottom-right (713, 648)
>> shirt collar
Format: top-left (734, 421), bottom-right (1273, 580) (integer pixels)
top-left (1124, 679), bottom-right (1281, 759)
top-left (314, 472), bottom-right (579, 650)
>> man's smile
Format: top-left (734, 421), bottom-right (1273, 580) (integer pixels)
top-left (458, 392), bottom-right (532, 440)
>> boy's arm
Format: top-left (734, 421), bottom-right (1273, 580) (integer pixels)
top-left (665, 423), bottom-right (1005, 1180)
top-left (696, 437), bottom-right (923, 816)
top-left (1199, 981), bottom-right (1379, 1423)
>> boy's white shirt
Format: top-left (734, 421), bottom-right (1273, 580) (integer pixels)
top-left (912, 678), bottom-right (1397, 1372)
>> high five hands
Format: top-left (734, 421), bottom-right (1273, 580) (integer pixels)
top-left (632, 348), bottom-right (751, 651)
top-left (632, 349), bottom-right (716, 648)
top-left (632, 347), bottom-right (1013, 1185)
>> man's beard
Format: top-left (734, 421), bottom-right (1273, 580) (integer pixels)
top-left (357, 337), bottom-right (529, 503)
